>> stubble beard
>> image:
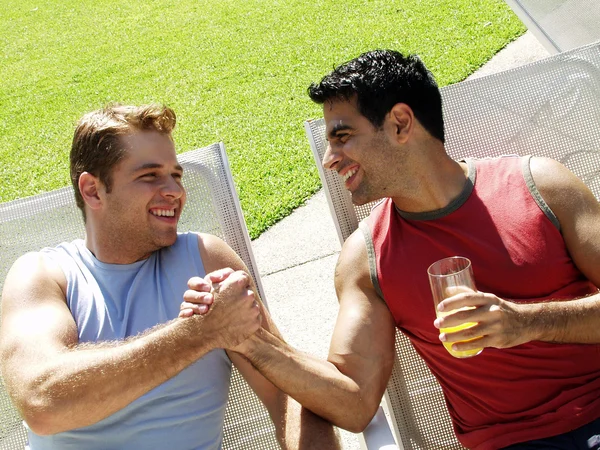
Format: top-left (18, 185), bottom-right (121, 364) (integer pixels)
top-left (350, 184), bottom-right (375, 206)
top-left (104, 208), bottom-right (179, 262)
top-left (350, 132), bottom-right (400, 205)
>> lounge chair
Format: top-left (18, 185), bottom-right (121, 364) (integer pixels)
top-left (305, 41), bottom-right (600, 450)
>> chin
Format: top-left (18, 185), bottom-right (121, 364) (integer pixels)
top-left (350, 186), bottom-right (381, 206)
top-left (350, 194), bottom-right (371, 206)
top-left (153, 231), bottom-right (178, 249)
top-left (163, 233), bottom-right (179, 247)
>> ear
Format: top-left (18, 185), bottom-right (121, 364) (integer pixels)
top-left (388, 103), bottom-right (414, 144)
top-left (78, 172), bottom-right (103, 211)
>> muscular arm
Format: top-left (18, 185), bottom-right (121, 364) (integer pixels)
top-left (225, 230), bottom-right (396, 433)
top-left (524, 156), bottom-right (600, 342)
top-left (0, 250), bottom-right (258, 435)
top-left (197, 233), bottom-right (341, 449)
top-left (438, 157), bottom-right (600, 349)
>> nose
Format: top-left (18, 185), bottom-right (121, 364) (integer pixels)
top-left (161, 176), bottom-right (185, 199)
top-left (322, 142), bottom-right (342, 171)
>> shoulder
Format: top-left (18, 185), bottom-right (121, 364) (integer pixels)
top-left (6, 251), bottom-right (66, 292)
top-left (529, 157), bottom-right (595, 209)
top-left (1, 252), bottom-right (78, 376)
top-left (193, 233), bottom-right (247, 274)
top-left (529, 157), bottom-right (600, 232)
top-left (2, 252), bottom-right (68, 312)
top-left (335, 228), bottom-right (373, 293)
top-left (192, 232), bottom-right (229, 256)
top-left (339, 229), bottom-right (368, 267)
top-left (529, 157), bottom-right (577, 188)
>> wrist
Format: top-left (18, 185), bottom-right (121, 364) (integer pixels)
top-left (173, 315), bottom-right (215, 355)
top-left (236, 328), bottom-right (265, 357)
top-left (517, 302), bottom-right (552, 342)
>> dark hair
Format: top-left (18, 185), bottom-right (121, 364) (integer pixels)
top-left (70, 104), bottom-right (176, 220)
top-left (308, 50), bottom-right (444, 142)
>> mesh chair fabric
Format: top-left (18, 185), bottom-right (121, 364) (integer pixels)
top-left (505, 0), bottom-right (600, 53)
top-left (0, 143), bottom-right (278, 449)
top-left (305, 41), bottom-right (600, 449)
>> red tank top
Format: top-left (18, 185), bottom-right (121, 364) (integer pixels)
top-left (364, 156), bottom-right (600, 449)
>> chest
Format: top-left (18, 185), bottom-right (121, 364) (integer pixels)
top-left (374, 196), bottom-right (578, 334)
top-left (66, 253), bottom-right (202, 342)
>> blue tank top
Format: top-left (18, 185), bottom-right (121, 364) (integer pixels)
top-left (29, 232), bottom-right (232, 450)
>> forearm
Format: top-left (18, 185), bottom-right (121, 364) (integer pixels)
top-left (523, 292), bottom-right (600, 343)
top-left (273, 394), bottom-right (341, 450)
top-left (13, 316), bottom-right (212, 434)
top-left (238, 328), bottom-right (380, 432)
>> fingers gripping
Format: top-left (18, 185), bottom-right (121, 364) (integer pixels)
top-left (181, 270), bottom-right (262, 349)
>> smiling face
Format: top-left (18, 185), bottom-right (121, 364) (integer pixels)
top-left (322, 98), bottom-right (404, 206)
top-left (95, 130), bottom-right (185, 261)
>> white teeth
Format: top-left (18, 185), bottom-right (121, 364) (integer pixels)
top-left (152, 209), bottom-right (175, 217)
top-left (342, 168), bottom-right (358, 182)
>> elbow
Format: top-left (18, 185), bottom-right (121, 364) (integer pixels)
top-left (19, 399), bottom-right (63, 436)
top-left (330, 399), bottom-right (379, 433)
top-left (2, 366), bottom-right (74, 435)
top-left (339, 421), bottom-right (368, 434)
top-left (14, 381), bottom-right (69, 436)
top-left (335, 415), bottom-right (372, 434)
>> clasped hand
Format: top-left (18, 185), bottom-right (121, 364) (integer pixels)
top-left (179, 268), bottom-right (235, 317)
top-left (434, 291), bottom-right (533, 351)
top-left (179, 268), bottom-right (262, 350)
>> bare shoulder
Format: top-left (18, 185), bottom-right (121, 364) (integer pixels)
top-left (530, 157), bottom-right (600, 284)
top-left (194, 232), bottom-right (247, 273)
top-left (529, 156), bottom-right (597, 211)
top-left (1, 251), bottom-right (77, 364)
top-left (529, 156), bottom-right (578, 186)
top-left (335, 228), bottom-right (372, 294)
top-left (2, 251), bottom-right (67, 308)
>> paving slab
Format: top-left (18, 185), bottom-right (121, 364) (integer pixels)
top-left (468, 31), bottom-right (550, 80)
top-left (253, 190), bottom-right (341, 276)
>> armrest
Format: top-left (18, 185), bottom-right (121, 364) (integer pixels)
top-left (361, 405), bottom-right (400, 450)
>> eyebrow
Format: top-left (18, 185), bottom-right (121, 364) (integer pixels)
top-left (327, 123), bottom-right (353, 140)
top-left (132, 163), bottom-right (184, 173)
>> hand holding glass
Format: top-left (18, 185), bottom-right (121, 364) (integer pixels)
top-left (428, 257), bottom-right (483, 358)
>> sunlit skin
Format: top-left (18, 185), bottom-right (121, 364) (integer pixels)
top-left (321, 97), bottom-right (466, 214)
top-left (321, 98), bottom-right (404, 207)
top-left (79, 131), bottom-right (185, 264)
top-left (0, 112), bottom-right (342, 447)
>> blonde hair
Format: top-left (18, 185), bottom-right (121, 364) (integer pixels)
top-left (70, 104), bottom-right (176, 218)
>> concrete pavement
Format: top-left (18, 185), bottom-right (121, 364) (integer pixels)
top-left (251, 31), bottom-right (550, 450)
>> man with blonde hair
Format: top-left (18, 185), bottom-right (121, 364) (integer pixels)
top-left (0, 104), bottom-right (340, 449)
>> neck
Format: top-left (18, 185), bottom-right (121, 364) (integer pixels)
top-left (83, 222), bottom-right (153, 265)
top-left (390, 142), bottom-right (469, 214)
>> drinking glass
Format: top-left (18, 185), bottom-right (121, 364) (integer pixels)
top-left (427, 256), bottom-right (483, 358)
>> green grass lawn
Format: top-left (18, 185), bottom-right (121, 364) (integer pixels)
top-left (0, 0), bottom-right (525, 238)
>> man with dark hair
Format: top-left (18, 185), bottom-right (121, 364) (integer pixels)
top-left (0, 104), bottom-right (340, 449)
top-left (308, 50), bottom-right (445, 141)
top-left (183, 51), bottom-right (600, 449)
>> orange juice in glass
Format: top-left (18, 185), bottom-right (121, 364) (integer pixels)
top-left (427, 256), bottom-right (483, 358)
